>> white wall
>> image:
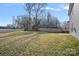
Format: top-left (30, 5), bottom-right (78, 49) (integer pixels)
top-left (70, 4), bottom-right (79, 39)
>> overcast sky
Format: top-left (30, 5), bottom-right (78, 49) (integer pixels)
top-left (0, 3), bottom-right (69, 26)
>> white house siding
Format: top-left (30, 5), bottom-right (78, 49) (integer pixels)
top-left (69, 4), bottom-right (79, 39)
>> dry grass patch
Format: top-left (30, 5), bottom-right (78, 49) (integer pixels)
top-left (0, 31), bottom-right (79, 56)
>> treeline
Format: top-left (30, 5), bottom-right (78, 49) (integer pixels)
top-left (12, 3), bottom-right (60, 31)
top-left (0, 3), bottom-right (69, 33)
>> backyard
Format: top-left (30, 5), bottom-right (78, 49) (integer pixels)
top-left (0, 31), bottom-right (79, 56)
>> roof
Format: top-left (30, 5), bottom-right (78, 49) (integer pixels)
top-left (68, 3), bottom-right (74, 16)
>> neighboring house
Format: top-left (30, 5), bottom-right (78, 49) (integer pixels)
top-left (68, 3), bottom-right (79, 39)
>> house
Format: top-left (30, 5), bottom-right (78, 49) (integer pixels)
top-left (68, 3), bottom-right (79, 39)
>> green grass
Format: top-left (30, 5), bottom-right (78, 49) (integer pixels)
top-left (0, 31), bottom-right (79, 56)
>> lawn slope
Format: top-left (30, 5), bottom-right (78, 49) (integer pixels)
top-left (0, 31), bottom-right (79, 56)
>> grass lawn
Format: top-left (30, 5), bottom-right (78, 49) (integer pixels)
top-left (0, 31), bottom-right (79, 56)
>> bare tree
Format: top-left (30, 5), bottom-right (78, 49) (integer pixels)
top-left (47, 12), bottom-right (51, 23)
top-left (47, 12), bottom-right (60, 28)
top-left (13, 16), bottom-right (29, 31)
top-left (21, 16), bottom-right (29, 31)
top-left (25, 3), bottom-right (35, 30)
top-left (14, 16), bottom-right (22, 29)
top-left (32, 3), bottom-right (47, 30)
